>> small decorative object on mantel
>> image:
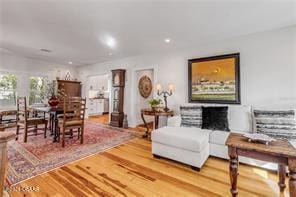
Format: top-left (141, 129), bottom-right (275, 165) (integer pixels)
top-left (65, 72), bottom-right (71, 80)
top-left (243, 133), bottom-right (276, 145)
top-left (156, 83), bottom-right (173, 112)
top-left (56, 69), bottom-right (61, 80)
top-left (148, 98), bottom-right (162, 111)
top-left (138, 75), bottom-right (152, 98)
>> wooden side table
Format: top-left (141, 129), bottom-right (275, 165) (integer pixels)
top-left (141, 108), bottom-right (174, 138)
top-left (226, 133), bottom-right (296, 197)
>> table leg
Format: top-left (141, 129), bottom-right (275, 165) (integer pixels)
top-left (278, 164), bottom-right (286, 192)
top-left (141, 112), bottom-right (149, 138)
top-left (228, 147), bottom-right (238, 197)
top-left (50, 114), bottom-right (54, 135)
top-left (155, 115), bottom-right (159, 130)
top-left (288, 158), bottom-right (296, 197)
top-left (53, 112), bottom-right (58, 142)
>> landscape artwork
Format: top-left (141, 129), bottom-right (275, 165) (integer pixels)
top-left (188, 53), bottom-right (240, 104)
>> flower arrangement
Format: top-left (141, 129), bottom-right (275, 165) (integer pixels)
top-left (148, 98), bottom-right (162, 111)
top-left (45, 80), bottom-right (66, 98)
top-left (45, 80), bottom-right (66, 107)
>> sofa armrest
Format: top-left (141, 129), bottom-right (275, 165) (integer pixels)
top-left (167, 115), bottom-right (181, 127)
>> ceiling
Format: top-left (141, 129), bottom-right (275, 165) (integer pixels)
top-left (0, 0), bottom-right (295, 66)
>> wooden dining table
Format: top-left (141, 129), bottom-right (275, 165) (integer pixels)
top-left (30, 106), bottom-right (64, 142)
top-left (0, 108), bottom-right (17, 124)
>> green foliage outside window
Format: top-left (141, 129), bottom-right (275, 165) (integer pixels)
top-left (29, 77), bottom-right (46, 105)
top-left (0, 74), bottom-right (17, 107)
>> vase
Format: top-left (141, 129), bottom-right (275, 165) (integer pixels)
top-left (151, 106), bottom-right (159, 111)
top-left (48, 96), bottom-right (59, 107)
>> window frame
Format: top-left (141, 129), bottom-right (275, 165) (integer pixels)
top-left (29, 75), bottom-right (48, 105)
top-left (0, 71), bottom-right (18, 108)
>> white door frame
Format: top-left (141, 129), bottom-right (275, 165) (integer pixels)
top-left (129, 65), bottom-right (159, 127)
top-left (85, 73), bottom-right (112, 119)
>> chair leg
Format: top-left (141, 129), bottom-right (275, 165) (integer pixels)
top-left (70, 129), bottom-right (73, 138)
top-left (57, 127), bottom-right (60, 142)
top-left (50, 115), bottom-right (54, 135)
top-left (77, 128), bottom-right (80, 139)
top-left (44, 122), bottom-right (47, 138)
top-left (62, 127), bottom-right (65, 147)
top-left (80, 126), bottom-right (84, 144)
top-left (34, 125), bottom-right (38, 136)
top-left (16, 125), bottom-right (20, 141)
top-left (23, 125), bottom-right (28, 143)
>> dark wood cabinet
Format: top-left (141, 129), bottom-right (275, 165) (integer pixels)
top-left (57, 80), bottom-right (81, 97)
top-left (110, 69), bottom-right (126, 127)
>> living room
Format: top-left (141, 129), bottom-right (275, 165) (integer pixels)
top-left (0, 0), bottom-right (296, 196)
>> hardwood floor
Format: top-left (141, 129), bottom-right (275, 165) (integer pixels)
top-left (88, 114), bottom-right (110, 125)
top-left (10, 135), bottom-right (289, 196)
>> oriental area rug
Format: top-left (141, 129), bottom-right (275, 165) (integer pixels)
top-left (6, 121), bottom-right (136, 185)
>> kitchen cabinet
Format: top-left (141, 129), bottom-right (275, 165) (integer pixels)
top-left (88, 98), bottom-right (109, 115)
top-left (88, 75), bottom-right (109, 91)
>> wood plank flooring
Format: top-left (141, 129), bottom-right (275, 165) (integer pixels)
top-left (88, 114), bottom-right (110, 125)
top-left (9, 136), bottom-right (289, 197)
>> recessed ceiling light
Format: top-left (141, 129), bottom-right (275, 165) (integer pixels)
top-left (68, 61), bottom-right (73, 65)
top-left (106, 36), bottom-right (117, 49)
top-left (165, 38), bottom-right (171, 43)
top-left (109, 53), bottom-right (113, 56)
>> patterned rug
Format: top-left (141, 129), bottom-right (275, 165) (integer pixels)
top-left (6, 121), bottom-right (136, 185)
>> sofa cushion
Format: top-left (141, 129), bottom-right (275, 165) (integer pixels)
top-left (151, 126), bottom-right (210, 152)
top-left (202, 106), bottom-right (230, 131)
top-left (209, 130), bottom-right (247, 145)
top-left (180, 106), bottom-right (202, 128)
top-left (253, 109), bottom-right (296, 139)
top-left (167, 115), bottom-right (181, 127)
top-left (228, 105), bottom-right (252, 132)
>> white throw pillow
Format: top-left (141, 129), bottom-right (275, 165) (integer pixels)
top-left (167, 115), bottom-right (181, 127)
top-left (228, 105), bottom-right (252, 132)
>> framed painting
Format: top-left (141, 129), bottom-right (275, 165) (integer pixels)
top-left (188, 53), bottom-right (240, 104)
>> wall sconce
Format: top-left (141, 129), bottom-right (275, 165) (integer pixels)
top-left (157, 83), bottom-right (174, 111)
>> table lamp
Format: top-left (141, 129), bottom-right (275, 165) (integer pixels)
top-left (156, 83), bottom-right (173, 111)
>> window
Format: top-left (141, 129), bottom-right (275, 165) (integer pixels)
top-left (0, 73), bottom-right (17, 107)
top-left (29, 76), bottom-right (46, 105)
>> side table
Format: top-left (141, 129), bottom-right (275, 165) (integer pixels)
top-left (226, 133), bottom-right (296, 196)
top-left (141, 108), bottom-right (174, 138)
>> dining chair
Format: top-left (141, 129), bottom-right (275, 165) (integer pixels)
top-left (16, 97), bottom-right (48, 142)
top-left (58, 97), bottom-right (86, 147)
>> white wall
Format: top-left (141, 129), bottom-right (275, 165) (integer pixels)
top-left (78, 26), bottom-right (296, 126)
top-left (0, 53), bottom-right (78, 105)
top-left (135, 69), bottom-right (154, 125)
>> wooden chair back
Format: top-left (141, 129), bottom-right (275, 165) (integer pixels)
top-left (17, 97), bottom-right (28, 122)
top-left (62, 97), bottom-right (86, 126)
top-left (57, 97), bottom-right (64, 109)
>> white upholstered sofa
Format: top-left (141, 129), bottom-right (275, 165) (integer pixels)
top-left (151, 105), bottom-right (277, 171)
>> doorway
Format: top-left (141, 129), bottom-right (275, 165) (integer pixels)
top-left (86, 74), bottom-right (111, 124)
top-left (135, 69), bottom-right (154, 127)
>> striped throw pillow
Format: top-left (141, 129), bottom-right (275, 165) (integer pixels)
top-left (180, 106), bottom-right (202, 128)
top-left (253, 110), bottom-right (296, 139)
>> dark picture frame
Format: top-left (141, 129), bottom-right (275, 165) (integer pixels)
top-left (188, 53), bottom-right (240, 104)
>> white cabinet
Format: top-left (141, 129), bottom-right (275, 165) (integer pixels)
top-left (88, 99), bottom-right (108, 115)
top-left (97, 99), bottom-right (104, 113)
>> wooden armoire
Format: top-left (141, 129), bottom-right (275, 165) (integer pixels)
top-left (110, 69), bottom-right (126, 127)
top-left (57, 80), bottom-right (81, 97)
